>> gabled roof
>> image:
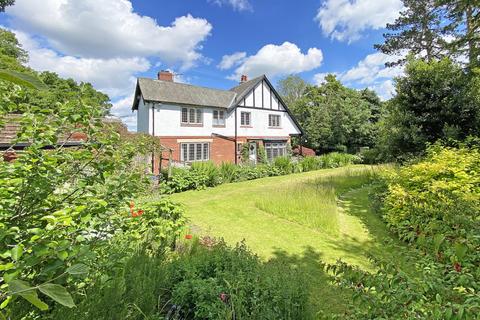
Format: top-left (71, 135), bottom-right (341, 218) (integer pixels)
top-left (132, 78), bottom-right (236, 110)
top-left (131, 74), bottom-right (304, 135)
top-left (229, 75), bottom-right (264, 104)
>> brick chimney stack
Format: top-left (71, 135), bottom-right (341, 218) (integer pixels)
top-left (240, 75), bottom-right (248, 83)
top-left (158, 70), bottom-right (174, 82)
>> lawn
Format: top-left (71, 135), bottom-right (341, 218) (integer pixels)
top-left (144, 165), bottom-right (412, 317)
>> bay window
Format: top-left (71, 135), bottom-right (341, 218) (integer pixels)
top-left (264, 141), bottom-right (287, 161)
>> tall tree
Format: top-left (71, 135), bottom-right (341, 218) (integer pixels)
top-left (377, 58), bottom-right (480, 160)
top-left (0, 0), bottom-right (14, 12)
top-left (375, 0), bottom-right (446, 66)
top-left (0, 28), bottom-right (28, 64)
top-left (277, 75), bottom-right (307, 107)
top-left (439, 0), bottom-right (480, 70)
top-left (290, 75), bottom-right (380, 153)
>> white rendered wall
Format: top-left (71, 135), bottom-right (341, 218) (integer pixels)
top-left (236, 107), bottom-right (301, 137)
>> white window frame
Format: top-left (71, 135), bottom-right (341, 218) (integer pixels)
top-left (181, 142), bottom-right (210, 162)
top-left (240, 111), bottom-right (251, 126)
top-left (213, 109), bottom-right (225, 126)
top-left (264, 141), bottom-right (287, 161)
top-left (181, 107), bottom-right (203, 125)
top-left (268, 114), bottom-right (281, 128)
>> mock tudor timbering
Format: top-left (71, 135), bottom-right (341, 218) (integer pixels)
top-left (132, 71), bottom-right (303, 171)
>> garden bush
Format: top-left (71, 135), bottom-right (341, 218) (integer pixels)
top-left (328, 145), bottom-right (480, 319)
top-left (50, 238), bottom-right (308, 320)
top-left (164, 239), bottom-right (309, 320)
top-left (161, 152), bottom-right (361, 195)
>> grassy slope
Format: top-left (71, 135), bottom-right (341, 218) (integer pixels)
top-left (144, 165), bottom-right (411, 316)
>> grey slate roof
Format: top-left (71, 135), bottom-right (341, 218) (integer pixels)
top-left (134, 78), bottom-right (237, 109)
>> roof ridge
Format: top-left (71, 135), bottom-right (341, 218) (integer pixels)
top-left (138, 77), bottom-right (231, 94)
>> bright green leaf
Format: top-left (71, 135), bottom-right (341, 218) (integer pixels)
top-left (66, 264), bottom-right (89, 275)
top-left (38, 284), bottom-right (75, 308)
top-left (11, 245), bottom-right (23, 261)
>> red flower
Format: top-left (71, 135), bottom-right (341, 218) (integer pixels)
top-left (454, 262), bottom-right (462, 272)
top-left (219, 293), bottom-right (228, 303)
top-left (185, 234), bottom-right (193, 240)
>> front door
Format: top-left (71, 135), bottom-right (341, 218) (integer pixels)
top-left (248, 141), bottom-right (257, 164)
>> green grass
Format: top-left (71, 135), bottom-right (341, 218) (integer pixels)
top-left (142, 165), bottom-right (412, 317)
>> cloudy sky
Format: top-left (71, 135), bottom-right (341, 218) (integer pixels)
top-left (0, 0), bottom-right (405, 130)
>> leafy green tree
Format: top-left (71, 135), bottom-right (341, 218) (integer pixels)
top-left (291, 75), bottom-right (380, 153)
top-left (277, 75), bottom-right (307, 107)
top-left (375, 0), bottom-right (446, 66)
top-left (439, 0), bottom-right (480, 70)
top-left (376, 58), bottom-right (480, 160)
top-left (0, 29), bottom-right (27, 64)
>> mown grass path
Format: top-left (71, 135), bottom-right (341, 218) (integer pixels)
top-left (146, 165), bottom-right (411, 316)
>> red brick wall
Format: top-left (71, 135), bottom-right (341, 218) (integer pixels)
top-left (154, 135), bottom-right (291, 174)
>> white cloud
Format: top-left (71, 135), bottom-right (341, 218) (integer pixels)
top-left (14, 30), bottom-right (150, 98)
top-left (7, 0), bottom-right (212, 69)
top-left (218, 51), bottom-right (246, 70)
top-left (227, 42), bottom-right (323, 80)
top-left (208, 0), bottom-right (252, 12)
top-left (313, 52), bottom-right (403, 100)
top-left (315, 0), bottom-right (403, 42)
top-left (111, 94), bottom-right (137, 130)
top-left (340, 52), bottom-right (403, 84)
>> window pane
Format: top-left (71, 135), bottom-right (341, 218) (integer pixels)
top-left (213, 110), bottom-right (218, 120)
top-left (246, 113), bottom-right (250, 125)
top-left (182, 108), bottom-right (188, 123)
top-left (273, 148), bottom-right (278, 158)
top-left (181, 144), bottom-right (187, 161)
top-left (196, 144), bottom-right (202, 160)
top-left (241, 112), bottom-right (245, 125)
top-left (196, 109), bottom-right (202, 124)
top-left (189, 109), bottom-right (195, 123)
top-left (203, 143), bottom-right (209, 160)
top-left (188, 144), bottom-right (195, 161)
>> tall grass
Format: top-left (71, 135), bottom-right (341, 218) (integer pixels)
top-left (255, 167), bottom-right (375, 235)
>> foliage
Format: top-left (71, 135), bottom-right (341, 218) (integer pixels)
top-left (328, 145), bottom-right (480, 319)
top-left (191, 161), bottom-right (221, 187)
top-left (272, 156), bottom-right (293, 174)
top-left (376, 58), bottom-right (480, 161)
top-left (218, 162), bottom-right (238, 183)
top-left (164, 239), bottom-right (309, 320)
top-left (257, 145), bottom-right (267, 164)
top-left (290, 75), bottom-right (382, 153)
top-left (374, 0), bottom-right (447, 66)
top-left (0, 29), bottom-right (28, 64)
top-left (160, 152), bottom-right (360, 195)
top-left (0, 33), bottom-right (154, 315)
top-left (277, 74), bottom-right (307, 107)
top-left (438, 0), bottom-right (480, 70)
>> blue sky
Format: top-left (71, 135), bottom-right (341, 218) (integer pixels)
top-left (0, 0), bottom-right (405, 129)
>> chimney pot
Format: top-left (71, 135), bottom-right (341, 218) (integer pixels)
top-left (158, 70), bottom-right (174, 82)
top-left (240, 75), bottom-right (248, 83)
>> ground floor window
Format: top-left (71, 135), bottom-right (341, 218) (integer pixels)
top-left (181, 142), bottom-right (209, 162)
top-left (264, 141), bottom-right (287, 161)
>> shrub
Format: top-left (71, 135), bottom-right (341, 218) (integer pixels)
top-left (218, 162), bottom-right (238, 183)
top-left (273, 156), bottom-right (293, 174)
top-left (164, 239), bottom-right (309, 319)
top-left (191, 161), bottom-right (220, 187)
top-left (298, 156), bottom-right (321, 172)
top-left (328, 145), bottom-right (480, 319)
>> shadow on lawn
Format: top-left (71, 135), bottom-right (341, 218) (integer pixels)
top-left (268, 246), bottom-right (352, 319)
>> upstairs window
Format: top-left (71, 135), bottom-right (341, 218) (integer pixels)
top-left (268, 114), bottom-right (281, 128)
top-left (181, 107), bottom-right (203, 125)
top-left (240, 111), bottom-right (251, 126)
top-left (181, 142), bottom-right (209, 162)
top-left (213, 110), bottom-right (225, 126)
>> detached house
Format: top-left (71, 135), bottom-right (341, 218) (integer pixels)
top-left (132, 71), bottom-right (303, 170)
